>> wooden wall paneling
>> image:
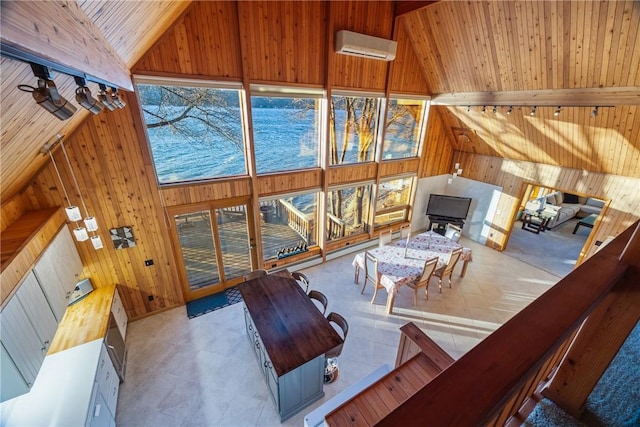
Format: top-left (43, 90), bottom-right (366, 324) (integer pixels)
top-left (379, 158), bottom-right (420, 178)
top-left (0, 192), bottom-right (33, 232)
top-left (237, 1), bottom-right (326, 84)
top-left (256, 169), bottom-right (323, 197)
top-left (419, 107), bottom-right (454, 177)
top-left (388, 17), bottom-right (431, 94)
top-left (133, 1), bottom-right (243, 79)
top-left (326, 163), bottom-right (377, 186)
top-left (160, 178), bottom-right (252, 207)
top-left (328, 0), bottom-right (394, 90)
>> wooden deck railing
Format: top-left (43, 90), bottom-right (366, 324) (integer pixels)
top-left (326, 220), bottom-right (640, 427)
top-left (278, 199), bottom-right (315, 243)
top-left (326, 213), bottom-right (345, 240)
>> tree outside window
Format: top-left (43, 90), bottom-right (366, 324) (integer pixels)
top-left (137, 82), bottom-right (247, 183)
top-left (382, 97), bottom-right (427, 160)
top-left (374, 176), bottom-right (415, 226)
top-left (326, 183), bottom-right (373, 241)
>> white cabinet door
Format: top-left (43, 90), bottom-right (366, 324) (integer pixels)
top-left (0, 272), bottom-right (59, 402)
top-left (0, 343), bottom-right (30, 401)
top-left (33, 227), bottom-right (83, 321)
top-left (89, 386), bottom-right (113, 427)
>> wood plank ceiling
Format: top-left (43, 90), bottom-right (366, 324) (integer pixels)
top-left (0, 0), bottom-right (191, 203)
top-left (1, 0), bottom-right (640, 205)
top-left (402, 0), bottom-right (640, 178)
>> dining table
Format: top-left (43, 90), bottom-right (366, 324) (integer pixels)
top-left (352, 230), bottom-right (472, 313)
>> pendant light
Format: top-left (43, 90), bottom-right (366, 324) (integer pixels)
top-left (59, 138), bottom-right (103, 249)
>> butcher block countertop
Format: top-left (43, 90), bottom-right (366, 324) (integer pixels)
top-left (48, 284), bottom-right (116, 355)
top-left (238, 274), bottom-right (342, 377)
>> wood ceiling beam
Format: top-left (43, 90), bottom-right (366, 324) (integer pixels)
top-left (1, 1), bottom-right (132, 91)
top-left (394, 1), bottom-right (439, 18)
top-left (431, 87), bottom-right (640, 107)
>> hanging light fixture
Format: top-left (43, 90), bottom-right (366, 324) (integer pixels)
top-left (45, 139), bottom-right (82, 222)
top-left (75, 77), bottom-right (104, 114)
top-left (448, 162), bottom-right (463, 185)
top-left (18, 64), bottom-right (76, 120)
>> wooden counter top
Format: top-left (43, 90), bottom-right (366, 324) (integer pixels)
top-left (48, 285), bottom-right (116, 355)
top-left (239, 274), bottom-right (342, 377)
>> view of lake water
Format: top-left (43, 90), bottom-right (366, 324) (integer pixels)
top-left (145, 107), bottom-right (365, 183)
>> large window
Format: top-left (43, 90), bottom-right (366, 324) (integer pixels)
top-left (382, 97), bottom-right (428, 160)
top-left (251, 86), bottom-right (323, 174)
top-left (329, 93), bottom-right (383, 165)
top-left (327, 183), bottom-right (373, 241)
top-left (374, 175), bottom-right (415, 226)
top-left (137, 78), bottom-right (247, 184)
top-left (259, 190), bottom-right (320, 260)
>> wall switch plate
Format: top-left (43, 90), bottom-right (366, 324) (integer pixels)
top-left (145, 259), bottom-right (154, 266)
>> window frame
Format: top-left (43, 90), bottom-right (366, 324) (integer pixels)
top-left (326, 180), bottom-right (375, 241)
top-left (380, 94), bottom-right (430, 161)
top-left (374, 173), bottom-right (417, 228)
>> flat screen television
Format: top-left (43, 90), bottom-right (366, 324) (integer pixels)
top-left (426, 194), bottom-right (472, 220)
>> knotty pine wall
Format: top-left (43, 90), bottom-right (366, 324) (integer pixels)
top-left (454, 152), bottom-right (640, 258)
top-left (15, 0), bottom-right (439, 319)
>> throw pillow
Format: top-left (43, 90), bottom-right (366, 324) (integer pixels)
top-left (563, 193), bottom-right (580, 204)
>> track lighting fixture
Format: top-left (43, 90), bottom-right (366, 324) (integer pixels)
top-left (98, 84), bottom-right (117, 111)
top-left (18, 64), bottom-right (77, 120)
top-left (481, 105), bottom-right (486, 114)
top-left (466, 105), bottom-right (471, 112)
top-left (109, 87), bottom-right (126, 109)
top-left (492, 106), bottom-right (497, 114)
top-left (591, 106), bottom-right (599, 118)
top-left (506, 106), bottom-right (513, 115)
top-left (530, 106), bottom-right (537, 116)
top-left (554, 106), bottom-right (562, 116)
top-left (74, 77), bottom-right (104, 114)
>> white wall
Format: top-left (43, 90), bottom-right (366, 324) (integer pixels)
top-left (412, 175), bottom-right (502, 245)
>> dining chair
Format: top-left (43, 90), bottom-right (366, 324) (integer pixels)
top-left (243, 269), bottom-right (268, 281)
top-left (379, 229), bottom-right (392, 247)
top-left (399, 224), bottom-right (411, 240)
top-left (362, 251), bottom-right (384, 303)
top-left (325, 312), bottom-right (349, 383)
top-left (406, 256), bottom-right (439, 304)
top-left (445, 223), bottom-right (462, 242)
top-left (308, 290), bottom-right (328, 315)
top-left (433, 247), bottom-right (463, 292)
top-left (291, 271), bottom-right (310, 293)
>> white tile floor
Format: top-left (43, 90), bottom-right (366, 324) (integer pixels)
top-left (116, 237), bottom-right (560, 427)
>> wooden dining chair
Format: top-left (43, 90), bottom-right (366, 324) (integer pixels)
top-left (445, 223), bottom-right (462, 242)
top-left (362, 251), bottom-right (384, 303)
top-left (433, 247), bottom-right (463, 292)
top-left (406, 257), bottom-right (439, 304)
top-left (243, 269), bottom-right (268, 281)
top-left (308, 290), bottom-right (328, 315)
top-left (291, 271), bottom-right (310, 293)
top-left (379, 229), bottom-right (392, 247)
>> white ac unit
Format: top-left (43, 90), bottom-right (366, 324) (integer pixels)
top-left (335, 30), bottom-right (397, 61)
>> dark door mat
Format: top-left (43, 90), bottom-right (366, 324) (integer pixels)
top-left (186, 286), bottom-right (243, 319)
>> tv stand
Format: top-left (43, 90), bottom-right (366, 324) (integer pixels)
top-left (428, 215), bottom-right (464, 236)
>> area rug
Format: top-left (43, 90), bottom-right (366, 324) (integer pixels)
top-left (186, 286), bottom-right (243, 318)
top-left (524, 320), bottom-right (640, 426)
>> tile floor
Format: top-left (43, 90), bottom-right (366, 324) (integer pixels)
top-left (116, 236), bottom-right (561, 427)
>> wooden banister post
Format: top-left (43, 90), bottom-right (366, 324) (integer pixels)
top-left (542, 224), bottom-right (640, 418)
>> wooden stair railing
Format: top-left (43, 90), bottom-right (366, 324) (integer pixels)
top-left (325, 220), bottom-right (640, 427)
top-left (324, 323), bottom-right (454, 425)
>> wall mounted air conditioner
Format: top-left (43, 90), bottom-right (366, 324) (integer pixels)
top-left (335, 30), bottom-right (397, 61)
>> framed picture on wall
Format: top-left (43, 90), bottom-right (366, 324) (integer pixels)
top-left (110, 226), bottom-right (136, 249)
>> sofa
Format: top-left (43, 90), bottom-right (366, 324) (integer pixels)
top-left (527, 191), bottom-right (604, 229)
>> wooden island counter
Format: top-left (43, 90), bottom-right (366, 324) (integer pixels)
top-left (239, 274), bottom-right (342, 421)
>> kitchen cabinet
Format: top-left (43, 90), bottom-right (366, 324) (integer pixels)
top-left (88, 344), bottom-right (119, 427)
top-left (33, 227), bottom-right (83, 322)
top-left (0, 271), bottom-right (58, 401)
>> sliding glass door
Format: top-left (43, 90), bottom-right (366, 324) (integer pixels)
top-left (172, 203), bottom-right (253, 301)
